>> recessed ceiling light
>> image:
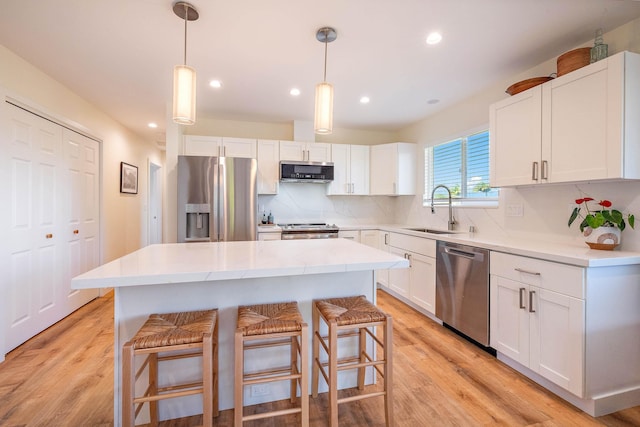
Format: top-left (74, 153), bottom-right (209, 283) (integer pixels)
top-left (427, 99), bottom-right (440, 105)
top-left (209, 80), bottom-right (222, 88)
top-left (148, 122), bottom-right (158, 128)
top-left (426, 32), bottom-right (442, 45)
top-left (360, 96), bottom-right (370, 104)
top-left (290, 88), bottom-right (301, 96)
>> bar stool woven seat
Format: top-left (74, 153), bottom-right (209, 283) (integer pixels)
top-left (237, 302), bottom-right (305, 336)
top-left (235, 302), bottom-right (309, 426)
top-left (122, 309), bottom-right (218, 427)
top-left (315, 297), bottom-right (388, 326)
top-left (312, 295), bottom-right (393, 427)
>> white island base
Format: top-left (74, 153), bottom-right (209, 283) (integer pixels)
top-left (72, 239), bottom-right (409, 426)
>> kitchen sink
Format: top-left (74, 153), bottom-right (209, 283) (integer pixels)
top-left (404, 227), bottom-right (452, 235)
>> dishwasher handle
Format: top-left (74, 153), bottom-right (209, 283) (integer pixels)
top-left (443, 246), bottom-right (485, 261)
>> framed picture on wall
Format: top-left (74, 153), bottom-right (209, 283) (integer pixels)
top-left (120, 162), bottom-right (138, 194)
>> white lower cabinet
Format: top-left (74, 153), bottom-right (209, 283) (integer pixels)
top-left (338, 230), bottom-right (360, 242)
top-left (388, 246), bottom-right (410, 298)
top-left (490, 252), bottom-right (585, 397)
top-left (257, 231), bottom-right (281, 241)
top-left (360, 229), bottom-right (379, 248)
top-left (387, 233), bottom-right (436, 315)
top-left (377, 231), bottom-right (390, 288)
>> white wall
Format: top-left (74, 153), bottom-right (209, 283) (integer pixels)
top-left (394, 17), bottom-right (640, 252)
top-left (0, 44), bottom-right (164, 263)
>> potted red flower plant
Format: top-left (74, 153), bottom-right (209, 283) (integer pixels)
top-left (568, 197), bottom-right (635, 250)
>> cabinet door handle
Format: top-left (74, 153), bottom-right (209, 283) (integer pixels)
top-left (542, 160), bottom-right (548, 180)
top-left (531, 162), bottom-right (539, 181)
top-left (519, 287), bottom-right (526, 309)
top-left (529, 290), bottom-right (536, 313)
top-left (406, 253), bottom-right (412, 267)
top-left (384, 233), bottom-right (389, 245)
top-left (73, 229), bottom-right (79, 234)
top-left (45, 233), bottom-right (53, 239)
top-left (514, 268), bottom-right (541, 276)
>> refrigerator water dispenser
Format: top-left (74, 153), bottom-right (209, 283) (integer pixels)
top-left (185, 203), bottom-right (210, 241)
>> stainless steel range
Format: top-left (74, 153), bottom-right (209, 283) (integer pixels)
top-left (279, 223), bottom-right (339, 240)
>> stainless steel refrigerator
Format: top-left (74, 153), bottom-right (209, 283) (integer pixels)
top-left (177, 155), bottom-right (257, 242)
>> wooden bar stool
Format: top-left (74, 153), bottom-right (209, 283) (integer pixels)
top-left (235, 301), bottom-right (309, 426)
top-left (312, 295), bottom-right (393, 427)
top-left (122, 309), bottom-right (218, 427)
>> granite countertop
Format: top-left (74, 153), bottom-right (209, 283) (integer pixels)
top-left (71, 239), bottom-right (409, 289)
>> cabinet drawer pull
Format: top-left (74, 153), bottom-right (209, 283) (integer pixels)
top-left (73, 229), bottom-right (79, 234)
top-left (531, 162), bottom-right (539, 180)
top-left (529, 290), bottom-right (536, 313)
top-left (542, 160), bottom-right (549, 180)
top-left (519, 287), bottom-right (526, 309)
top-left (514, 268), bottom-right (541, 276)
top-left (45, 233), bottom-right (53, 239)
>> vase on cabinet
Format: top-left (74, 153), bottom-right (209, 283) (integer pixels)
top-left (583, 226), bottom-right (621, 250)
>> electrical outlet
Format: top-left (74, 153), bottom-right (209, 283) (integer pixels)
top-left (250, 384), bottom-right (270, 397)
top-left (506, 203), bottom-right (524, 217)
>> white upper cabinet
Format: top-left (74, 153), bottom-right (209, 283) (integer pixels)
top-left (279, 140), bottom-right (331, 162)
top-left (490, 86), bottom-right (543, 186)
top-left (257, 139), bottom-right (279, 194)
top-left (369, 142), bottom-right (417, 195)
top-left (490, 51), bottom-right (640, 187)
top-left (221, 137), bottom-right (257, 158)
top-left (183, 135), bottom-right (257, 158)
top-left (327, 144), bottom-right (370, 195)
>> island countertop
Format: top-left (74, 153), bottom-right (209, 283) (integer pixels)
top-left (71, 239), bottom-right (409, 289)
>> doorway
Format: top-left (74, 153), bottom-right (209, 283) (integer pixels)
top-left (148, 160), bottom-right (163, 245)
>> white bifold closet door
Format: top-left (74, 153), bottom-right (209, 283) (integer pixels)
top-left (5, 103), bottom-right (100, 352)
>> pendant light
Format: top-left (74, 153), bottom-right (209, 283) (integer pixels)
top-left (314, 27), bottom-right (337, 135)
top-left (172, 2), bottom-right (199, 125)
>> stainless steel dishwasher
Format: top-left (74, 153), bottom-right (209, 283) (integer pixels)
top-left (435, 241), bottom-right (490, 347)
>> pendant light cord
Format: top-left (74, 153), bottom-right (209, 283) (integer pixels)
top-left (183, 4), bottom-right (188, 65)
top-left (323, 31), bottom-right (328, 82)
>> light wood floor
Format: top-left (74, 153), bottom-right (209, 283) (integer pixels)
top-left (1, 289), bottom-right (640, 426)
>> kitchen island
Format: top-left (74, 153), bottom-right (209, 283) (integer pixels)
top-left (71, 238), bottom-right (408, 426)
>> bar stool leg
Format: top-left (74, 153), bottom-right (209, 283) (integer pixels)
top-left (358, 327), bottom-right (366, 390)
top-left (300, 323), bottom-right (310, 427)
top-left (213, 319), bottom-right (219, 418)
top-left (122, 343), bottom-right (135, 427)
top-left (328, 320), bottom-right (339, 427)
top-left (234, 330), bottom-right (244, 427)
top-left (149, 353), bottom-right (159, 426)
top-left (202, 333), bottom-right (213, 427)
top-left (384, 317), bottom-right (394, 427)
top-left (290, 335), bottom-right (297, 404)
top-left (311, 303), bottom-right (320, 398)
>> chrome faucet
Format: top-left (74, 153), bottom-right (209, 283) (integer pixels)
top-left (431, 184), bottom-right (456, 231)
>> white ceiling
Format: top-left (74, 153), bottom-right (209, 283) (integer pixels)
top-left (1, 0), bottom-right (640, 147)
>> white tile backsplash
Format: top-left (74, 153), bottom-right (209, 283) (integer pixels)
top-left (259, 180), bottom-right (640, 252)
top-left (258, 183), bottom-right (395, 226)
top-left (397, 181), bottom-right (640, 251)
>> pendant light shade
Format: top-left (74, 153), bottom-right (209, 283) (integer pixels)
top-left (172, 2), bottom-right (199, 125)
top-left (173, 65), bottom-right (196, 125)
top-left (314, 82), bottom-right (334, 134)
top-left (314, 27), bottom-right (337, 135)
